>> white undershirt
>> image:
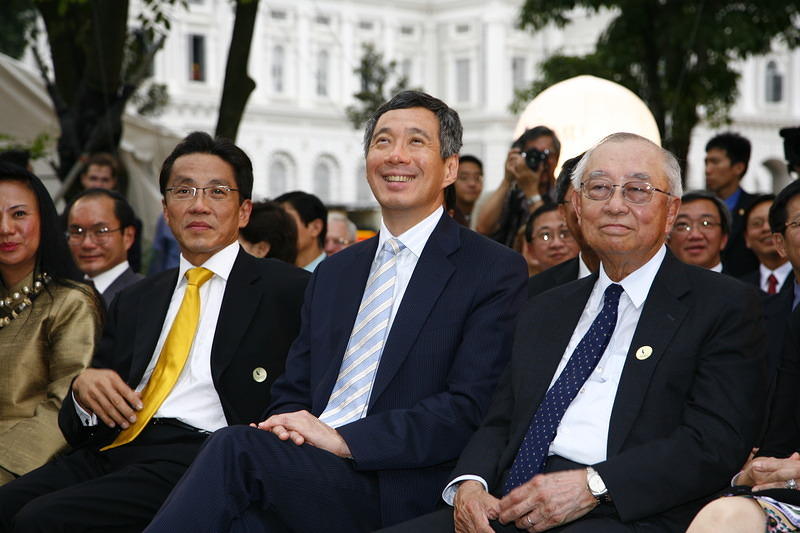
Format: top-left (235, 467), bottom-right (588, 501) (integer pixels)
top-left (74, 242), bottom-right (239, 433)
top-left (442, 246), bottom-right (666, 504)
top-left (760, 261), bottom-right (793, 292)
top-left (88, 260), bottom-right (130, 295)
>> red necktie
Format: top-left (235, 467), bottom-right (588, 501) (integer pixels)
top-left (767, 274), bottom-right (778, 295)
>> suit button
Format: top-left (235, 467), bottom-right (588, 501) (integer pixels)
top-left (252, 367), bottom-right (268, 383)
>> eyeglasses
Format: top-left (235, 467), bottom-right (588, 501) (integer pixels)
top-left (325, 237), bottom-right (353, 246)
top-left (165, 185), bottom-right (239, 201)
top-left (66, 225), bottom-right (123, 244)
top-left (581, 178), bottom-right (672, 204)
top-left (457, 173), bottom-right (483, 184)
top-left (747, 217), bottom-right (769, 230)
top-left (672, 219), bottom-right (722, 233)
top-left (786, 218), bottom-right (800, 230)
top-left (532, 228), bottom-right (573, 243)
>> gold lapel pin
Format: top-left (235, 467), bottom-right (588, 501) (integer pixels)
top-left (635, 346), bottom-right (653, 360)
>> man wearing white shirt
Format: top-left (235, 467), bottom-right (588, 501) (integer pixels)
top-left (65, 189), bottom-right (143, 307)
top-left (143, 91), bottom-right (527, 533)
top-left (0, 132), bottom-right (309, 532)
top-left (387, 133), bottom-right (766, 532)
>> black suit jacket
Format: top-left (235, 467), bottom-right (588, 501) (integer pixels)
top-left (58, 249), bottom-right (309, 449)
top-left (722, 189), bottom-right (759, 276)
top-left (100, 266), bottom-right (144, 308)
top-left (527, 257), bottom-right (580, 299)
top-left (763, 278), bottom-right (796, 389)
top-left (451, 251), bottom-right (767, 531)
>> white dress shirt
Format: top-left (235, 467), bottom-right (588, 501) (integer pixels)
top-left (74, 242), bottom-right (240, 433)
top-left (442, 246), bottom-right (667, 505)
top-left (710, 262), bottom-right (723, 273)
top-left (760, 261), bottom-right (793, 293)
top-left (577, 253), bottom-right (593, 279)
top-left (88, 260), bottom-right (130, 295)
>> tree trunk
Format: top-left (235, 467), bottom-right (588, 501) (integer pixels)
top-left (215, 0), bottom-right (260, 141)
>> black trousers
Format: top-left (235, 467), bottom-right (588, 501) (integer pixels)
top-left (0, 419), bottom-right (208, 533)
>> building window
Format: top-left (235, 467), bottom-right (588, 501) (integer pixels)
top-left (455, 58), bottom-right (470, 103)
top-left (313, 158), bottom-right (333, 202)
top-left (401, 58), bottom-right (412, 81)
top-left (269, 155), bottom-right (291, 198)
top-left (766, 61), bottom-right (783, 103)
top-left (270, 9), bottom-right (286, 20)
top-left (456, 24), bottom-right (470, 34)
top-left (512, 56), bottom-right (526, 90)
top-left (189, 34), bottom-right (206, 82)
top-left (316, 50), bottom-right (329, 97)
top-left (358, 20), bottom-right (374, 30)
top-left (272, 45), bottom-right (284, 93)
top-left (315, 14), bottom-right (330, 25)
top-left (400, 25), bottom-right (414, 36)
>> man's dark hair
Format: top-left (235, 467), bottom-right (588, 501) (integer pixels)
top-left (555, 153), bottom-right (584, 204)
top-left (362, 90), bottom-right (463, 159)
top-left (512, 126), bottom-right (561, 158)
top-left (743, 194), bottom-right (776, 227)
top-left (240, 201), bottom-right (298, 264)
top-left (680, 190), bottom-right (732, 236)
top-left (274, 190), bottom-right (327, 248)
top-left (159, 131), bottom-right (253, 201)
top-left (84, 152), bottom-right (120, 179)
top-left (524, 203), bottom-right (559, 243)
top-left (458, 154), bottom-right (483, 174)
top-left (769, 179), bottom-right (800, 234)
top-left (0, 149), bottom-right (31, 169)
top-left (705, 132), bottom-right (751, 176)
top-left (0, 162), bottom-right (84, 285)
top-left (64, 188), bottom-right (137, 231)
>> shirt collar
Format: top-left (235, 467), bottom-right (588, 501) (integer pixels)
top-left (303, 252), bottom-right (327, 272)
top-left (88, 260), bottom-right (130, 294)
top-left (178, 241), bottom-right (240, 284)
top-left (723, 187), bottom-right (743, 212)
top-left (577, 253), bottom-right (593, 279)
top-left (596, 245), bottom-right (666, 309)
top-left (710, 262), bottom-right (723, 273)
top-left (378, 206), bottom-right (443, 259)
top-left (760, 261), bottom-right (793, 280)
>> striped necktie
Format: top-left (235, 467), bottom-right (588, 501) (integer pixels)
top-left (102, 267), bottom-right (214, 450)
top-left (320, 238), bottom-right (404, 428)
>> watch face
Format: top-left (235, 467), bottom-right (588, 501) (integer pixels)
top-left (588, 474), bottom-right (606, 494)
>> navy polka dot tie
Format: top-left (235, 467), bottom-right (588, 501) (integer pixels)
top-left (503, 283), bottom-right (624, 495)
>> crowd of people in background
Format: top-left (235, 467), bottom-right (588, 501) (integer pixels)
top-left (0, 89), bottom-right (799, 533)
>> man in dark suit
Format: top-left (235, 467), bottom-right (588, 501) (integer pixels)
top-left (739, 194), bottom-right (793, 294)
top-left (143, 91), bottom-right (527, 533)
top-left (65, 189), bottom-right (144, 307)
top-left (387, 132), bottom-right (766, 532)
top-left (528, 155), bottom-right (598, 299)
top-left (705, 132), bottom-right (758, 276)
top-left (0, 132), bottom-right (309, 532)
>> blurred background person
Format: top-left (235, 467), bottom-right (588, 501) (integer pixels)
top-left (704, 132), bottom-right (758, 275)
top-left (275, 191), bottom-right (327, 272)
top-left (148, 216), bottom-right (181, 275)
top-left (669, 190), bottom-right (731, 272)
top-left (454, 155), bottom-right (484, 228)
top-left (239, 200), bottom-right (298, 264)
top-left (476, 126), bottom-right (560, 246)
top-left (325, 212), bottom-right (356, 255)
top-left (740, 194), bottom-right (792, 294)
top-left (0, 163), bottom-right (102, 485)
top-left (521, 203), bottom-right (579, 278)
top-left (64, 189), bottom-right (142, 308)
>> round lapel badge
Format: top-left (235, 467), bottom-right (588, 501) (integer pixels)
top-left (635, 346), bottom-right (653, 360)
top-left (252, 367), bottom-right (268, 382)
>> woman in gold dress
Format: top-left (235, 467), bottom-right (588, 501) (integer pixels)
top-left (0, 162), bottom-right (102, 484)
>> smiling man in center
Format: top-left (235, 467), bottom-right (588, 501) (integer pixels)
top-left (144, 91), bottom-right (528, 532)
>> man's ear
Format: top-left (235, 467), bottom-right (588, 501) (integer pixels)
top-left (774, 232), bottom-right (789, 259)
top-left (732, 161), bottom-right (746, 179)
top-left (238, 199), bottom-right (253, 229)
top-left (571, 189), bottom-right (582, 225)
top-left (720, 233), bottom-right (729, 252)
top-left (442, 154), bottom-right (459, 188)
top-left (307, 218), bottom-right (324, 238)
top-left (122, 225), bottom-right (136, 252)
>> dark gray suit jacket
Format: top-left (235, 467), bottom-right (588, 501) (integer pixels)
top-left (100, 266), bottom-right (144, 308)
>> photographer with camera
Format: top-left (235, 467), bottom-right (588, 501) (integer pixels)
top-left (476, 126), bottom-right (560, 248)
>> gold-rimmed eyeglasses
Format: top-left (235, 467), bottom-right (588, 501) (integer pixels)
top-left (165, 185), bottom-right (239, 201)
top-left (581, 178), bottom-right (672, 204)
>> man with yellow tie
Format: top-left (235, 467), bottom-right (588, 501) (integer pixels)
top-left (0, 132), bottom-right (309, 532)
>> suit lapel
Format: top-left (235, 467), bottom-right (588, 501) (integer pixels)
top-left (129, 271), bottom-right (178, 385)
top-left (368, 214), bottom-right (457, 408)
top-left (210, 250), bottom-right (264, 383)
top-left (315, 237), bottom-right (379, 408)
top-left (606, 253), bottom-right (690, 456)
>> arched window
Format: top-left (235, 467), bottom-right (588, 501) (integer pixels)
top-left (272, 45), bottom-right (284, 93)
top-left (313, 155), bottom-right (338, 202)
top-left (268, 152), bottom-right (294, 198)
top-left (316, 50), bottom-right (329, 97)
top-left (766, 61), bottom-right (783, 103)
top-left (355, 161), bottom-right (373, 203)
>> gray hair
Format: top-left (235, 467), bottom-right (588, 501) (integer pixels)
top-left (570, 132), bottom-right (683, 198)
top-left (362, 90), bottom-right (463, 159)
top-left (328, 212), bottom-right (357, 241)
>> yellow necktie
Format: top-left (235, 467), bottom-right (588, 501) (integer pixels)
top-left (102, 267), bottom-right (214, 450)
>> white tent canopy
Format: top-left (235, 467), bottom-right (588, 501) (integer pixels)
top-left (0, 52), bottom-right (182, 244)
top-left (514, 75), bottom-right (662, 174)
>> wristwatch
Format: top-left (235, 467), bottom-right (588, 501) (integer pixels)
top-left (586, 467), bottom-right (612, 504)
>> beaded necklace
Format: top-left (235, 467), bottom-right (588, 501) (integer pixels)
top-left (0, 273), bottom-right (52, 328)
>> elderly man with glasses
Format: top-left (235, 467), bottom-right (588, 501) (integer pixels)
top-left (385, 132), bottom-right (766, 533)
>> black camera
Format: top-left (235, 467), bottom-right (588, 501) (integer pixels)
top-left (779, 127), bottom-right (800, 174)
top-left (521, 148), bottom-right (550, 172)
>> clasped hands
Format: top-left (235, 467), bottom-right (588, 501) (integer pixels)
top-left (251, 410), bottom-right (352, 459)
top-left (738, 451), bottom-right (800, 492)
top-left (454, 470), bottom-right (597, 533)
